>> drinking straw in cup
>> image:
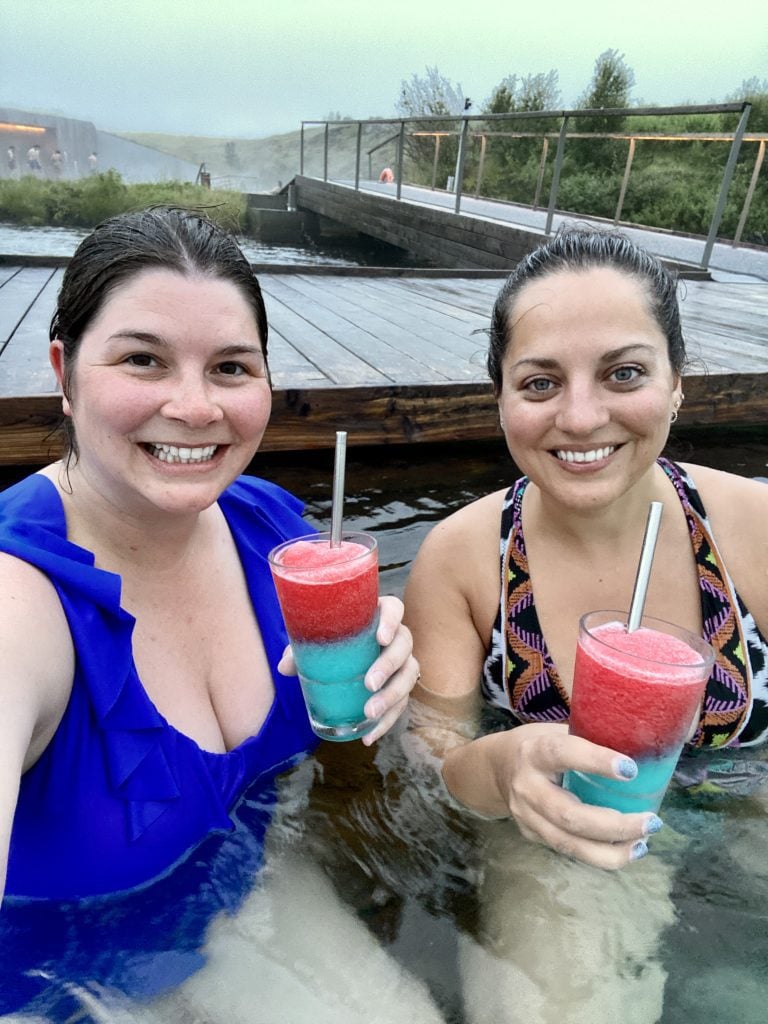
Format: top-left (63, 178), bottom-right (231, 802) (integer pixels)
top-left (564, 502), bottom-right (715, 812)
top-left (268, 433), bottom-right (383, 741)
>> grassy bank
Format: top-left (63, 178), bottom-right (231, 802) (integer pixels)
top-left (0, 172), bottom-right (247, 232)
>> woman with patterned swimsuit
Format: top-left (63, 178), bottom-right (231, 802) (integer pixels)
top-left (404, 227), bottom-right (768, 870)
top-left (483, 458), bottom-right (768, 750)
top-left (403, 228), bottom-right (768, 1023)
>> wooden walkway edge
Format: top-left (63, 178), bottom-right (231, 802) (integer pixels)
top-left (1, 264), bottom-right (767, 466)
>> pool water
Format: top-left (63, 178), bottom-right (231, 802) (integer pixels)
top-left (1, 437), bottom-right (767, 1023)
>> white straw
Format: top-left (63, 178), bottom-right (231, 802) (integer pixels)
top-left (330, 431), bottom-right (347, 547)
top-left (627, 501), bottom-right (664, 632)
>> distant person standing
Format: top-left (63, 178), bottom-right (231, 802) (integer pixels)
top-left (88, 151), bottom-right (98, 174)
top-left (26, 145), bottom-right (42, 173)
top-left (50, 149), bottom-right (64, 175)
top-left (6, 145), bottom-right (17, 176)
top-left (379, 166), bottom-right (394, 183)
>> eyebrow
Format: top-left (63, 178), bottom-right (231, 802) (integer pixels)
top-left (105, 331), bottom-right (264, 358)
top-left (510, 344), bottom-right (660, 371)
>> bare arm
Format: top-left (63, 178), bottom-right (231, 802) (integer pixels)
top-left (0, 553), bottom-right (74, 903)
top-left (404, 497), bottom-right (659, 870)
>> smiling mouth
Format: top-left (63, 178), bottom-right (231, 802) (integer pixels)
top-left (553, 445), bottom-right (617, 464)
top-left (144, 443), bottom-right (219, 464)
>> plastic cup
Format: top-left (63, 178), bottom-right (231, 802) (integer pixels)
top-left (268, 531), bottom-right (381, 742)
top-left (564, 610), bottom-right (714, 813)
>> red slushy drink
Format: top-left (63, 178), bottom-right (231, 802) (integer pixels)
top-left (269, 531), bottom-right (381, 741)
top-left (565, 611), bottom-right (714, 812)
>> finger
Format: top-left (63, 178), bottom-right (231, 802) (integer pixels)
top-left (365, 628), bottom-right (414, 693)
top-left (525, 726), bottom-right (643, 788)
top-left (520, 804), bottom-right (652, 871)
top-left (375, 595), bottom-right (405, 646)
top-left (362, 696), bottom-right (409, 746)
top-left (276, 645), bottom-right (296, 676)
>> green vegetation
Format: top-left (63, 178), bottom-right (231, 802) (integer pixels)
top-left (0, 171), bottom-right (247, 231)
top-left (397, 60), bottom-right (768, 245)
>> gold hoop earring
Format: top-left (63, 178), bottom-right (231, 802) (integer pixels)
top-left (670, 409), bottom-right (679, 424)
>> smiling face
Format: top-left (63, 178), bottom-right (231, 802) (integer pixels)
top-left (50, 267), bottom-right (272, 519)
top-left (497, 266), bottom-right (682, 511)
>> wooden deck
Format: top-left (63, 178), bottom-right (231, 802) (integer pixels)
top-left (1, 262), bottom-right (767, 465)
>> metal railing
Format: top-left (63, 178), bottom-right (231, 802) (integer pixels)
top-left (300, 103), bottom-right (761, 270)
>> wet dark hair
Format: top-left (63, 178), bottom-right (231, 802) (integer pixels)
top-left (50, 206), bottom-right (268, 458)
top-left (487, 227), bottom-right (686, 395)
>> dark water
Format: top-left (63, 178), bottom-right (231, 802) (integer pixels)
top-left (0, 222), bottom-right (418, 267)
top-left (1, 435), bottom-right (767, 1022)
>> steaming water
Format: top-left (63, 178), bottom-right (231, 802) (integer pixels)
top-left (2, 439), bottom-right (767, 1023)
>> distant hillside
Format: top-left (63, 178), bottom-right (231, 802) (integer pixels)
top-left (118, 124), bottom-right (400, 193)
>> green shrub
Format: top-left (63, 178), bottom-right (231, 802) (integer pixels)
top-left (0, 173), bottom-right (247, 232)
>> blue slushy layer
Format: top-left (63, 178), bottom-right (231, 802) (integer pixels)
top-left (291, 621), bottom-right (380, 732)
top-left (564, 749), bottom-right (682, 813)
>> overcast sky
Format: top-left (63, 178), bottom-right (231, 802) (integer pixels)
top-left (3, 0), bottom-right (766, 138)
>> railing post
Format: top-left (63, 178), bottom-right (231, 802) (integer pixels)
top-left (701, 103), bottom-right (751, 269)
top-left (354, 121), bottom-right (362, 191)
top-left (733, 138), bottom-right (765, 248)
top-left (323, 122), bottom-right (329, 182)
top-left (614, 137), bottom-right (636, 224)
top-left (396, 121), bottom-right (405, 200)
top-left (545, 116), bottom-right (569, 235)
top-left (431, 134), bottom-right (441, 190)
top-left (475, 135), bottom-right (487, 198)
top-left (533, 137), bottom-right (549, 209)
top-left (454, 117), bottom-right (470, 214)
top-left (300, 123), bottom-right (305, 176)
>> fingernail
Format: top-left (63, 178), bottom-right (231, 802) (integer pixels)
top-left (630, 840), bottom-right (648, 862)
top-left (644, 814), bottom-right (663, 836)
top-left (366, 670), bottom-right (385, 692)
top-left (614, 756), bottom-right (638, 780)
top-left (366, 698), bottom-right (383, 719)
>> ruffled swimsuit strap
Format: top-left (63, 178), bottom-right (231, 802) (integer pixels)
top-left (659, 458), bottom-right (752, 747)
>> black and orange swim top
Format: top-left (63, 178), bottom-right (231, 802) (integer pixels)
top-left (481, 458), bottom-right (768, 749)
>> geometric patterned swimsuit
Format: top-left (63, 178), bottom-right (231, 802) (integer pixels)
top-left (481, 458), bottom-right (768, 749)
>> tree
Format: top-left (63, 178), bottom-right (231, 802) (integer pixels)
top-left (578, 49), bottom-right (635, 112)
top-left (725, 77), bottom-right (768, 131)
top-left (396, 66), bottom-right (466, 117)
top-left (395, 67), bottom-right (467, 188)
top-left (572, 50), bottom-right (636, 175)
top-left (478, 72), bottom-right (561, 201)
top-left (484, 71), bottom-right (560, 115)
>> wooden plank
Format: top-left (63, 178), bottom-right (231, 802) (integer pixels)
top-left (290, 272), bottom-right (483, 380)
top-left (263, 277), bottom-right (389, 385)
top-left (0, 266), bottom-right (22, 288)
top-left (2, 370), bottom-right (767, 466)
top-left (335, 277), bottom-right (488, 361)
top-left (0, 267), bottom-right (57, 351)
top-left (267, 274), bottom-right (447, 382)
top-left (0, 269), bottom-right (63, 395)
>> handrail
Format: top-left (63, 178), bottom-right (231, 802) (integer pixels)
top-left (298, 103), bottom-right (755, 269)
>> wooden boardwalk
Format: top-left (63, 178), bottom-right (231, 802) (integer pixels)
top-left (1, 262), bottom-right (767, 465)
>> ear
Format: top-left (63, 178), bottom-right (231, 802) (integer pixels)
top-left (49, 340), bottom-right (72, 417)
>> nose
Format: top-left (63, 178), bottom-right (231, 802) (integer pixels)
top-left (160, 374), bottom-right (224, 427)
top-left (554, 379), bottom-right (611, 435)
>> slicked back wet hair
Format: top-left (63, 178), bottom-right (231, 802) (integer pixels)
top-left (50, 206), bottom-right (268, 459)
top-left (487, 227), bottom-right (686, 395)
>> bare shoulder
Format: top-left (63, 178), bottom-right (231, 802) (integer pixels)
top-left (679, 463), bottom-right (768, 630)
top-left (679, 462), bottom-right (768, 535)
top-left (412, 488), bottom-right (508, 574)
top-left (0, 552), bottom-right (74, 764)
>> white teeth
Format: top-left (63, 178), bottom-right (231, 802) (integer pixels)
top-left (555, 446), bottom-right (616, 464)
top-left (147, 443), bottom-right (218, 464)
